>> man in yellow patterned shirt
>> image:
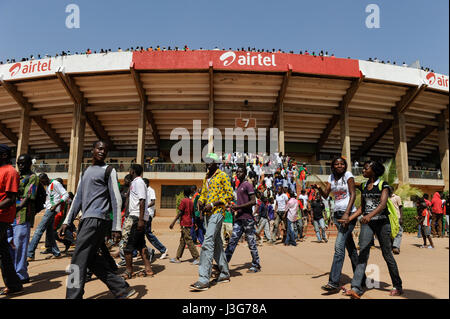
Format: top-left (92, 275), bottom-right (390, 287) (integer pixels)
top-left (190, 153), bottom-right (234, 291)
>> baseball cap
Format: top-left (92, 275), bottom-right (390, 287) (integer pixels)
top-left (205, 153), bottom-right (221, 163)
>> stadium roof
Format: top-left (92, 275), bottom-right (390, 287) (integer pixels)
top-left (0, 51), bottom-right (448, 162)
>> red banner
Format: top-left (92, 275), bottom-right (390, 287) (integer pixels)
top-left (132, 50), bottom-right (360, 78)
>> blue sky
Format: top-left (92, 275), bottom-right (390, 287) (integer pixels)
top-left (1, 0), bottom-right (448, 73)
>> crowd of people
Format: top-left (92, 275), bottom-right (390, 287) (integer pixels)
top-left (0, 141), bottom-right (448, 299)
top-left (1, 46), bottom-right (337, 65)
top-left (2, 45), bottom-right (435, 72)
top-left (366, 57), bottom-right (434, 72)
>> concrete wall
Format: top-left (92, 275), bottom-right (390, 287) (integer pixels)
top-left (148, 178), bottom-right (203, 217)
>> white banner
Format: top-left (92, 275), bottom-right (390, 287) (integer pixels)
top-left (63, 52), bottom-right (133, 73)
top-left (0, 57), bottom-right (63, 80)
top-left (0, 52), bottom-right (133, 80)
top-left (358, 60), bottom-right (422, 86)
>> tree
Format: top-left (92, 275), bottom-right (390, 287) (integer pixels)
top-left (382, 159), bottom-right (423, 201)
top-left (343, 159), bottom-right (422, 207)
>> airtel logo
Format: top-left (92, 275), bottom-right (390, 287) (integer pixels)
top-left (426, 72), bottom-right (448, 88)
top-left (426, 72), bottom-right (436, 85)
top-left (9, 63), bottom-right (21, 77)
top-left (220, 52), bottom-right (236, 66)
top-left (8, 60), bottom-right (52, 77)
top-left (219, 51), bottom-right (277, 67)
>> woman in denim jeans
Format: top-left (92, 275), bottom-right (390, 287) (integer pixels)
top-left (344, 160), bottom-right (403, 299)
top-left (312, 157), bottom-right (358, 293)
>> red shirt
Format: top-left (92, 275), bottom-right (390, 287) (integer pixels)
top-left (0, 164), bottom-right (19, 223)
top-left (178, 197), bottom-right (193, 227)
top-left (431, 193), bottom-right (443, 214)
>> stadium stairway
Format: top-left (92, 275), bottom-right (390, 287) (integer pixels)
top-left (304, 222), bottom-right (338, 238)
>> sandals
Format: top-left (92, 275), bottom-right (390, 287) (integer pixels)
top-left (143, 270), bottom-right (154, 277)
top-left (0, 287), bottom-right (24, 296)
top-left (321, 284), bottom-right (339, 292)
top-left (341, 287), bottom-right (361, 299)
top-left (120, 270), bottom-right (134, 280)
top-left (121, 269), bottom-right (154, 280)
top-left (345, 289), bottom-right (361, 299)
top-left (389, 288), bottom-right (403, 296)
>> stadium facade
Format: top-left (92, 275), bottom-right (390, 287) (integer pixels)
top-left (0, 51), bottom-right (448, 215)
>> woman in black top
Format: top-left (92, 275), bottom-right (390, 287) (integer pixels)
top-left (344, 160), bottom-right (402, 298)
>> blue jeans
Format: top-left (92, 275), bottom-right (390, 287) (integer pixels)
top-left (285, 220), bottom-right (297, 246)
top-left (392, 225), bottom-right (403, 249)
top-left (313, 218), bottom-right (327, 241)
top-left (225, 219), bottom-right (261, 269)
top-left (256, 218), bottom-right (271, 241)
top-left (145, 217), bottom-right (166, 254)
top-left (294, 218), bottom-right (303, 238)
top-left (328, 217), bottom-right (359, 288)
top-left (198, 213), bottom-right (230, 285)
top-left (8, 221), bottom-right (31, 280)
top-left (191, 216), bottom-right (205, 244)
top-left (27, 209), bottom-right (60, 258)
top-left (351, 219), bottom-right (402, 295)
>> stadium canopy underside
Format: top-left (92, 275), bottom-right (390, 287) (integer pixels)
top-left (0, 51), bottom-right (448, 191)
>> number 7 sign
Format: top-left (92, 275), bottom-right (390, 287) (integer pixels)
top-left (235, 118), bottom-right (256, 128)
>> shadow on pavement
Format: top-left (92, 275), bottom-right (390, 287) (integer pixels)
top-left (88, 284), bottom-right (148, 299)
top-left (400, 289), bottom-right (437, 299)
top-left (131, 261), bottom-right (166, 275)
top-left (359, 282), bottom-right (436, 299)
top-left (311, 272), bottom-right (329, 279)
top-left (19, 270), bottom-right (67, 296)
top-left (229, 262), bottom-right (253, 277)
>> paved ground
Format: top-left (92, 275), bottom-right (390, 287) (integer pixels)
top-left (1, 217), bottom-right (448, 299)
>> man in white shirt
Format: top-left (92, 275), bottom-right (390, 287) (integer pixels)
top-left (271, 188), bottom-right (289, 243)
top-left (121, 164), bottom-right (153, 279)
top-left (264, 175), bottom-right (273, 189)
top-left (143, 178), bottom-right (168, 260)
top-left (27, 174), bottom-right (69, 260)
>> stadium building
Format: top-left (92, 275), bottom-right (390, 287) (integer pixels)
top-left (0, 50), bottom-right (448, 215)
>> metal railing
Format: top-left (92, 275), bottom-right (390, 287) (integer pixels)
top-left (304, 165), bottom-right (363, 176)
top-left (33, 164), bottom-right (68, 173)
top-left (31, 163), bottom-right (443, 180)
top-left (32, 162), bottom-right (207, 173)
top-left (409, 170), bottom-right (442, 180)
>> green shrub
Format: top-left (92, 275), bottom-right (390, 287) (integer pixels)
top-left (402, 207), bottom-right (419, 233)
top-left (175, 191), bottom-right (184, 214)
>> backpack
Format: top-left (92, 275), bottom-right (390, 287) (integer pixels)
top-left (362, 180), bottom-right (400, 239)
top-left (259, 203), bottom-right (268, 219)
top-left (35, 179), bottom-right (47, 214)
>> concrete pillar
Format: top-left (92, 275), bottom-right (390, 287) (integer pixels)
top-left (137, 102), bottom-right (147, 165)
top-left (16, 107), bottom-right (31, 161)
top-left (340, 104), bottom-right (351, 171)
top-left (208, 101), bottom-right (214, 154)
top-left (438, 109), bottom-right (449, 191)
top-left (393, 110), bottom-right (409, 185)
top-left (278, 103), bottom-right (285, 155)
top-left (67, 103), bottom-right (86, 193)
